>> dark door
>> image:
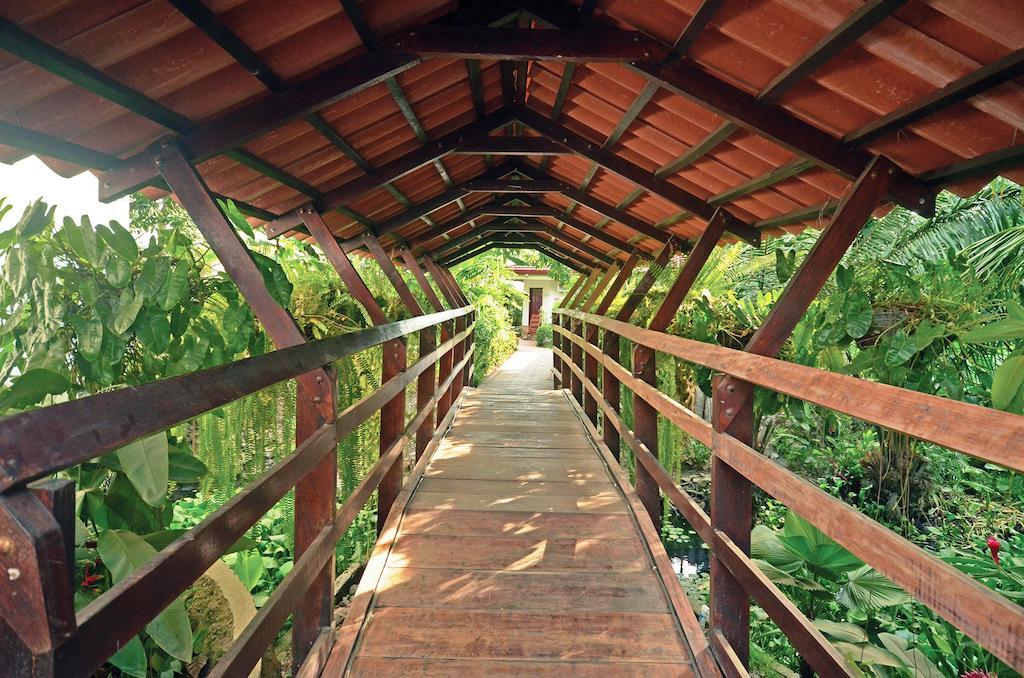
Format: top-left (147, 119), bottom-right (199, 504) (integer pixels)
top-left (528, 288), bottom-right (543, 336)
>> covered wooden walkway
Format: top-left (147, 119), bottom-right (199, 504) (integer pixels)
top-left (324, 343), bottom-right (718, 676)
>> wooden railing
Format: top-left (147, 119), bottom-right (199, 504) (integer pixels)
top-left (553, 306), bottom-right (1024, 676)
top-left (0, 305), bottom-right (475, 677)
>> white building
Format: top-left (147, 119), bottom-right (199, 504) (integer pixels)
top-left (507, 266), bottom-right (564, 338)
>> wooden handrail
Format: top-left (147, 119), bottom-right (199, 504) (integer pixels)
top-left (0, 306), bottom-right (473, 491)
top-left (553, 311), bottom-right (1024, 673)
top-left (209, 343), bottom-right (475, 678)
top-left (0, 307), bottom-right (474, 676)
top-left (557, 308), bottom-right (1024, 472)
top-left (554, 344), bottom-right (852, 676)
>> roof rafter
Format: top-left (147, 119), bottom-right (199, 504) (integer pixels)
top-left (758, 0), bottom-right (908, 103)
top-left (514, 107), bottom-right (761, 244)
top-left (514, 0), bottom-right (936, 216)
top-left (385, 25), bottom-right (667, 62)
top-left (846, 48), bottom-right (1024, 144)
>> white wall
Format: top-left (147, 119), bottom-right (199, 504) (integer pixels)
top-left (518, 275), bottom-right (563, 325)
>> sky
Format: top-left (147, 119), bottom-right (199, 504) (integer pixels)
top-left (0, 155), bottom-right (129, 230)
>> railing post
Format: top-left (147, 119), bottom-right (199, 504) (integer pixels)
top-left (570, 317), bottom-right (584, 404)
top-left (292, 366), bottom-right (337, 669)
top-left (711, 158), bottom-right (896, 666)
top-left (584, 259), bottom-right (636, 427)
top-left (403, 252), bottom-right (456, 422)
top-left (559, 312), bottom-right (572, 391)
top-left (553, 275), bottom-right (586, 388)
top-left (710, 374), bottom-right (754, 668)
top-left (632, 213), bottom-right (730, 531)
top-left (0, 488), bottom-right (76, 676)
top-left (378, 338), bottom-right (407, 533)
top-left (604, 245), bottom-right (674, 458)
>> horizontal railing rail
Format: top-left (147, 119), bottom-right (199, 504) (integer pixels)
top-left (553, 307), bottom-right (1024, 675)
top-left (0, 304), bottom-right (475, 677)
top-left (0, 306), bottom-right (472, 490)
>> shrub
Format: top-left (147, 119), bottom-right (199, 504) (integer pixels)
top-left (534, 323), bottom-right (553, 347)
top-left (471, 294), bottom-right (518, 384)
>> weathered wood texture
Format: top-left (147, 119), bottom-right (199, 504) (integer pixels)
top-left (329, 344), bottom-right (715, 676)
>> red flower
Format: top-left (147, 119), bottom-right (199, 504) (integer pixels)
top-left (81, 573), bottom-right (102, 587)
top-left (986, 535), bottom-right (1001, 566)
top-left (961, 670), bottom-right (996, 678)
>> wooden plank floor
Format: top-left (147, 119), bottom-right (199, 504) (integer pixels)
top-left (324, 343), bottom-right (718, 677)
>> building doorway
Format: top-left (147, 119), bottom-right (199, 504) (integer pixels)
top-left (527, 287), bottom-right (543, 338)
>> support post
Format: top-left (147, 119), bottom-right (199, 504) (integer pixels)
top-left (152, 142), bottom-right (336, 669)
top-left (582, 257), bottom-right (637, 426)
top-left (421, 257), bottom-right (466, 399)
top-left (401, 249), bottom-right (456, 423)
top-left (553, 274), bottom-right (586, 388)
top-left (709, 157), bottom-right (894, 667)
top-left (0, 490), bottom-right (76, 676)
top-left (378, 337), bottom-right (407, 532)
top-left (603, 245), bottom-right (675, 456)
top-left (362, 236), bottom-right (438, 461)
top-left (633, 212), bottom-right (730, 531)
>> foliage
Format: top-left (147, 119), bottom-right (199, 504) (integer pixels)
top-left (534, 322), bottom-right (553, 347)
top-left (468, 294), bottom-right (519, 384)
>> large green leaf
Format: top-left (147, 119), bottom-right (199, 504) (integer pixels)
top-left (992, 355), bottom-right (1024, 412)
top-left (158, 262), bottom-right (189, 311)
top-left (97, 530), bottom-right (193, 662)
top-left (14, 200), bottom-right (54, 239)
top-left (220, 199), bottom-right (255, 239)
top-left (231, 549), bottom-right (265, 591)
top-left (62, 216), bottom-right (101, 264)
top-left (135, 312), bottom-right (172, 354)
top-left (813, 619), bottom-right (868, 643)
top-left (3, 246), bottom-right (32, 296)
top-left (883, 329), bottom-right (917, 367)
top-left (167, 450), bottom-right (208, 483)
top-left (830, 641), bottom-right (904, 668)
top-left (877, 633), bottom-right (942, 677)
top-left (104, 472), bottom-right (162, 534)
top-left (135, 256), bottom-right (170, 298)
top-left (750, 525), bottom-right (804, 570)
top-left (961, 317), bottom-right (1024, 344)
top-left (109, 635), bottom-right (147, 678)
top-left (779, 511), bottom-right (862, 578)
top-left (843, 293), bottom-right (873, 339)
top-left (116, 432), bottom-right (169, 506)
top-left (0, 368), bottom-right (69, 410)
top-left (105, 254), bottom-right (131, 288)
top-left (98, 220), bottom-right (139, 263)
top-left (69, 313), bottom-right (104, 360)
top-left (112, 289), bottom-right (145, 335)
top-left (837, 565), bottom-right (911, 612)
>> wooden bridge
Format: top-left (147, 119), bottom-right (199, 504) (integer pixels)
top-left (2, 0), bottom-right (1024, 676)
top-left (327, 344), bottom-right (717, 676)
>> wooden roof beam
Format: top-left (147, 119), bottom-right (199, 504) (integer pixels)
top-left (515, 1), bottom-right (936, 216)
top-left (846, 48), bottom-right (1024, 144)
top-left (452, 137), bottom-right (571, 155)
top-left (504, 163), bottom-right (674, 244)
top-left (669, 0), bottom-right (725, 58)
top-left (98, 51), bottom-right (416, 201)
top-left (514, 108), bottom-right (761, 245)
top-left (758, 0), bottom-right (909, 103)
top-left (266, 109), bottom-right (514, 236)
top-left (386, 25), bottom-right (668, 62)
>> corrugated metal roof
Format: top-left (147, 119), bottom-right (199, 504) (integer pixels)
top-left (1, 0), bottom-right (1021, 267)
